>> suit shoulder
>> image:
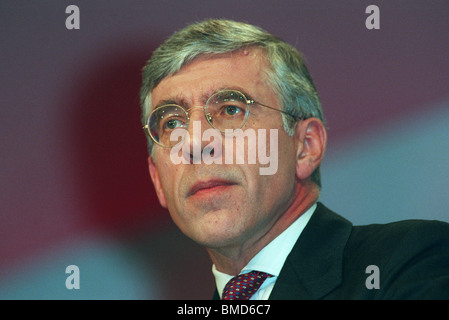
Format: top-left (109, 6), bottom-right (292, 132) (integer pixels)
top-left (345, 219), bottom-right (449, 260)
top-left (350, 219), bottom-right (449, 247)
top-left (343, 219), bottom-right (449, 299)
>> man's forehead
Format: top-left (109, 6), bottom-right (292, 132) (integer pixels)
top-left (154, 85), bottom-right (257, 108)
top-left (150, 48), bottom-right (269, 107)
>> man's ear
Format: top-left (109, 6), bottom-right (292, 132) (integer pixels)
top-left (294, 117), bottom-right (327, 181)
top-left (148, 156), bottom-right (167, 208)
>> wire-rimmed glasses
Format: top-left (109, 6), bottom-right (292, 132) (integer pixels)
top-left (143, 89), bottom-right (299, 148)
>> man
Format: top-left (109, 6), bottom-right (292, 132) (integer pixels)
top-left (140, 19), bottom-right (449, 299)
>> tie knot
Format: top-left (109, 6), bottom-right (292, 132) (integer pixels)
top-left (222, 271), bottom-right (273, 300)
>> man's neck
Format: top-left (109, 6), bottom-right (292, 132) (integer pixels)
top-left (206, 183), bottom-right (319, 275)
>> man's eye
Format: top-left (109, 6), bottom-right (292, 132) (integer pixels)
top-left (164, 118), bottom-right (184, 130)
top-left (224, 105), bottom-right (242, 116)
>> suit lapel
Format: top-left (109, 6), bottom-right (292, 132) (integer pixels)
top-left (269, 203), bottom-right (353, 299)
top-left (212, 289), bottom-right (220, 300)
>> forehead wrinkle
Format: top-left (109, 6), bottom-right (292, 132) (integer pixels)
top-left (153, 75), bottom-right (264, 112)
top-left (154, 93), bottom-right (190, 110)
top-left (205, 85), bottom-right (256, 102)
top-left (156, 85), bottom-right (245, 109)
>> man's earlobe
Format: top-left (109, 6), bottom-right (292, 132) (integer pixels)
top-left (294, 118), bottom-right (327, 180)
top-left (148, 156), bottom-right (168, 208)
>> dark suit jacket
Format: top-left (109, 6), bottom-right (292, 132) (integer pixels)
top-left (213, 202), bottom-right (449, 299)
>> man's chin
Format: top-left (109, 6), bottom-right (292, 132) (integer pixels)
top-left (182, 212), bottom-right (248, 249)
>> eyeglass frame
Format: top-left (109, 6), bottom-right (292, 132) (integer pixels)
top-left (142, 89), bottom-right (301, 148)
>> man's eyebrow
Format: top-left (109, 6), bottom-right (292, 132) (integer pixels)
top-left (153, 96), bottom-right (190, 110)
top-left (154, 99), bottom-right (178, 109)
top-left (153, 86), bottom-right (255, 109)
top-left (209, 86), bottom-right (256, 101)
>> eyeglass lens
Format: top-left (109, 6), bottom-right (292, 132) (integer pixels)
top-left (148, 90), bottom-right (249, 147)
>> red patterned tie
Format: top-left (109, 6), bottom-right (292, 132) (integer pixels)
top-left (222, 271), bottom-right (273, 300)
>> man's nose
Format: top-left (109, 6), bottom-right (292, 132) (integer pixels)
top-left (181, 108), bottom-right (222, 164)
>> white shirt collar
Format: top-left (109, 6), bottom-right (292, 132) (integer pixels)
top-left (212, 203), bottom-right (316, 298)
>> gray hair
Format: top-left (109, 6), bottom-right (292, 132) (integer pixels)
top-left (140, 19), bottom-right (324, 187)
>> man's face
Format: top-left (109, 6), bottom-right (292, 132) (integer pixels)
top-left (148, 49), bottom-right (299, 250)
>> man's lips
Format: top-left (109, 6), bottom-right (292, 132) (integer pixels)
top-left (187, 179), bottom-right (236, 197)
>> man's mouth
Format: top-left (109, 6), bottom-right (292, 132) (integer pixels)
top-left (187, 179), bottom-right (237, 197)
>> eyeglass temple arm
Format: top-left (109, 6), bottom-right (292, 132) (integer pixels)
top-left (250, 100), bottom-right (302, 121)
